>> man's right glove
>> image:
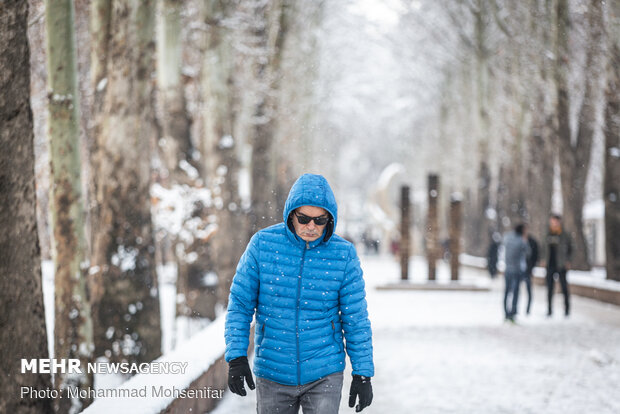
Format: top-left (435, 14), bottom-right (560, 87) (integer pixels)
top-left (349, 375), bottom-right (373, 412)
top-left (228, 356), bottom-right (255, 396)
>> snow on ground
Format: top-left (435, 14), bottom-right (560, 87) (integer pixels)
top-left (82, 317), bottom-right (225, 414)
top-left (41, 260), bottom-right (205, 390)
top-left (212, 255), bottom-right (620, 414)
top-left (41, 254), bottom-right (620, 414)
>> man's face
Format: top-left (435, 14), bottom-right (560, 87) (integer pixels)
top-left (550, 217), bottom-right (561, 232)
top-left (292, 206), bottom-right (328, 242)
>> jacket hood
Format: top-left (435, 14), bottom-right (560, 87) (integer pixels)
top-left (283, 174), bottom-right (338, 244)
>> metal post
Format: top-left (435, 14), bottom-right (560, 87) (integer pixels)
top-left (400, 185), bottom-right (411, 281)
top-left (450, 195), bottom-right (462, 281)
top-left (427, 174), bottom-right (439, 281)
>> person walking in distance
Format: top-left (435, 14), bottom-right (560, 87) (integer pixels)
top-left (545, 215), bottom-right (572, 317)
top-left (225, 173), bottom-right (374, 413)
top-left (503, 224), bottom-right (529, 322)
top-left (487, 232), bottom-right (501, 279)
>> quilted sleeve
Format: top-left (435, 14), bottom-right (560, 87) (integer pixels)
top-left (339, 244), bottom-right (374, 377)
top-left (224, 233), bottom-right (260, 362)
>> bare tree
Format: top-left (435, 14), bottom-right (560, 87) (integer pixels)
top-left (604, 0), bottom-right (620, 281)
top-left (0, 1), bottom-right (53, 412)
top-left (157, 0), bottom-right (197, 184)
top-left (524, 0), bottom-right (556, 247)
top-left (435, 0), bottom-right (498, 255)
top-left (273, 0), bottom-right (324, 216)
top-left (155, 0), bottom-right (215, 331)
top-left (28, 0), bottom-right (54, 263)
top-left (554, 0), bottom-right (605, 270)
top-left (89, 0), bottom-right (162, 364)
top-left (44, 0), bottom-right (94, 410)
top-left (491, 0), bottom-right (555, 244)
top-left (198, 0), bottom-right (246, 307)
top-left (245, 0), bottom-right (288, 235)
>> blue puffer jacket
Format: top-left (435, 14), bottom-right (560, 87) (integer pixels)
top-left (225, 173), bottom-right (374, 386)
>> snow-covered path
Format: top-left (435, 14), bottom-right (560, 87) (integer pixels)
top-left (212, 255), bottom-right (620, 414)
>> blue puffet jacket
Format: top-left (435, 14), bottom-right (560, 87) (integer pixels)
top-left (224, 173), bottom-right (374, 386)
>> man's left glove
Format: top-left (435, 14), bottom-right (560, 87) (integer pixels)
top-left (228, 356), bottom-right (255, 396)
top-left (349, 375), bottom-right (373, 412)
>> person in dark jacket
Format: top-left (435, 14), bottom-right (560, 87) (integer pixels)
top-left (522, 224), bottom-right (539, 315)
top-left (503, 224), bottom-right (529, 322)
top-left (225, 174), bottom-right (374, 413)
top-left (545, 215), bottom-right (572, 317)
top-left (487, 232), bottom-right (502, 279)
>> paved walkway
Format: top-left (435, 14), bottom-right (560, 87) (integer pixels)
top-left (212, 255), bottom-right (620, 414)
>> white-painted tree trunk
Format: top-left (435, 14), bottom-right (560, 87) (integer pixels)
top-left (44, 0), bottom-right (94, 410)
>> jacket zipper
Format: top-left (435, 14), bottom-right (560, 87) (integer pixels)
top-left (296, 241), bottom-right (309, 385)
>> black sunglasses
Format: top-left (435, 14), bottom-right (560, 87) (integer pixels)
top-left (294, 212), bottom-right (329, 226)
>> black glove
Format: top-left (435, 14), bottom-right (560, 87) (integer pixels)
top-left (228, 356), bottom-right (255, 396)
top-left (349, 375), bottom-right (373, 412)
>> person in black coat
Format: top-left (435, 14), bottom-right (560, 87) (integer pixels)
top-left (545, 215), bottom-right (572, 316)
top-left (487, 232), bottom-right (501, 279)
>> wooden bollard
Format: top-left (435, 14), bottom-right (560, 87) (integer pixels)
top-left (427, 174), bottom-right (439, 281)
top-left (400, 185), bottom-right (411, 280)
top-left (449, 194), bottom-right (462, 281)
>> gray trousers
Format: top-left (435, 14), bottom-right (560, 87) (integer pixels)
top-left (256, 371), bottom-right (343, 414)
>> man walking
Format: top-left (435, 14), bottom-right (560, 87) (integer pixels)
top-left (503, 224), bottom-right (529, 322)
top-left (545, 215), bottom-right (572, 317)
top-left (225, 173), bottom-right (374, 413)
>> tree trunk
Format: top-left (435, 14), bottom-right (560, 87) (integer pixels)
top-left (605, 0), bottom-right (620, 281)
top-left (474, 0), bottom-right (490, 156)
top-left (527, 113), bottom-right (555, 245)
top-left (89, 0), bottom-right (161, 364)
top-left (273, 1), bottom-right (323, 218)
top-left (555, 0), bottom-right (605, 270)
top-left (472, 1), bottom-right (495, 256)
top-left (525, 0), bottom-right (555, 250)
top-left (471, 161), bottom-right (492, 256)
top-left (463, 188), bottom-right (477, 255)
top-left (74, 0), bottom-right (97, 254)
top-left (496, 35), bottom-right (529, 232)
top-left (156, 0), bottom-right (196, 184)
top-left (28, 0), bottom-right (54, 262)
top-left (248, 0), bottom-right (287, 234)
top-left (155, 0), bottom-right (211, 332)
top-left (0, 2), bottom-right (53, 412)
top-left (44, 0), bottom-right (94, 410)
top-left (199, 0), bottom-right (246, 307)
